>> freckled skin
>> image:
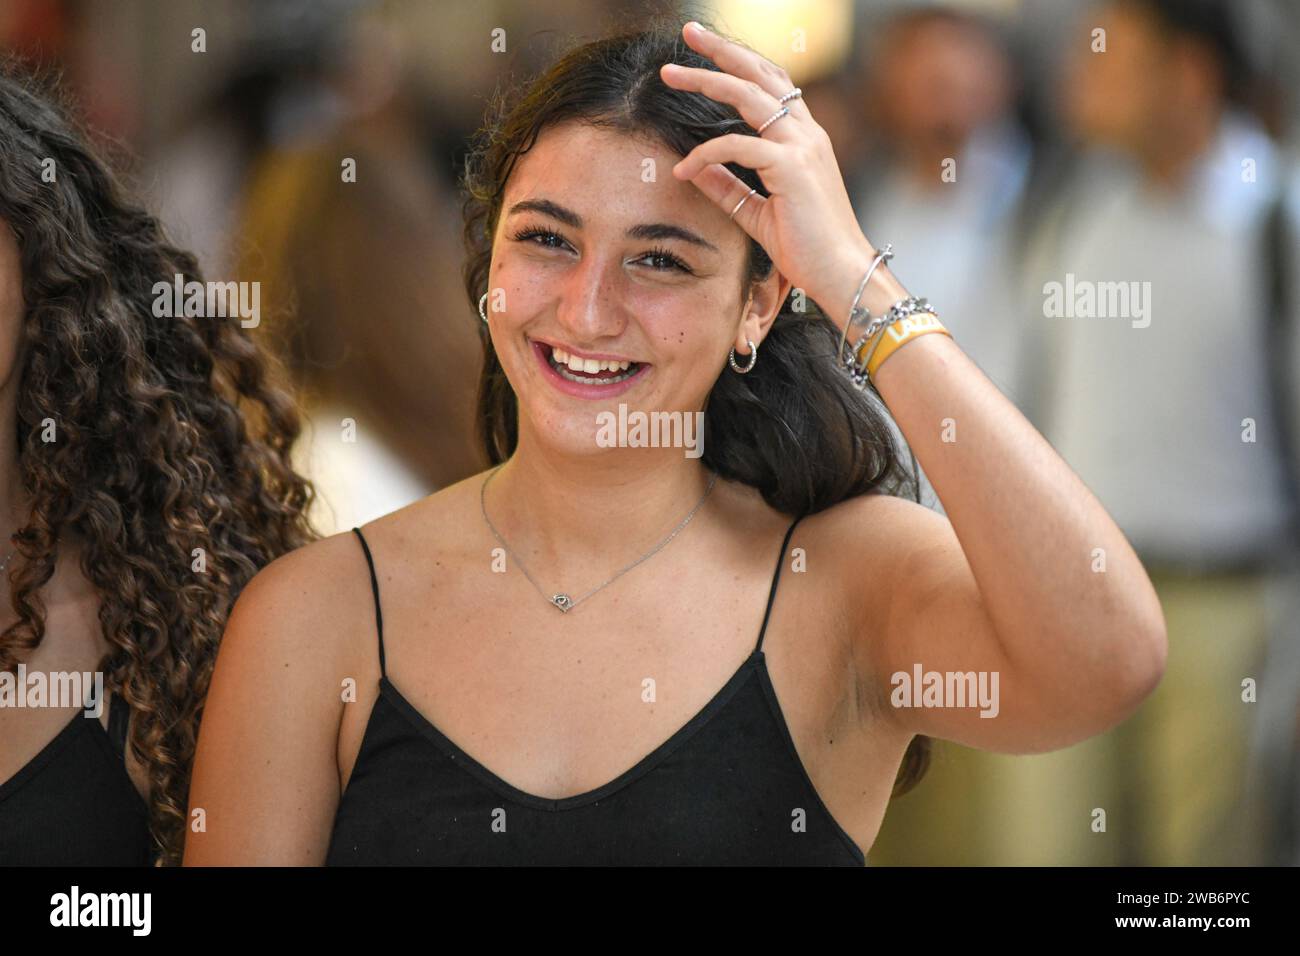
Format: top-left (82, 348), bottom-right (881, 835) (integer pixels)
top-left (485, 122), bottom-right (784, 455)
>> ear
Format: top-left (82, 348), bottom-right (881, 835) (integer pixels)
top-left (734, 269), bottom-right (793, 355)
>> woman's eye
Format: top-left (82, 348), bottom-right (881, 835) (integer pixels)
top-left (509, 227), bottom-right (691, 274)
top-left (635, 248), bottom-right (692, 274)
top-left (511, 227), bottom-right (570, 251)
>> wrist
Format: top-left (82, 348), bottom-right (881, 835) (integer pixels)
top-left (823, 244), bottom-right (911, 332)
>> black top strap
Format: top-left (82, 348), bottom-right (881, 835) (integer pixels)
top-left (754, 514), bottom-right (806, 654)
top-left (106, 691), bottom-right (130, 760)
top-left (351, 527), bottom-right (387, 679)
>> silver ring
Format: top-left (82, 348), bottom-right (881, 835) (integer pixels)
top-left (756, 106), bottom-right (790, 135)
top-left (778, 87), bottom-right (802, 105)
top-left (729, 187), bottom-right (757, 220)
top-left (728, 340), bottom-right (758, 373)
top-left (478, 291), bottom-right (489, 324)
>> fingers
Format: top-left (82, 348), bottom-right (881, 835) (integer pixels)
top-left (672, 133), bottom-right (782, 182)
top-left (688, 163), bottom-right (769, 231)
top-left (678, 21), bottom-right (811, 122)
top-left (655, 62), bottom-right (785, 141)
top-left (660, 63), bottom-right (799, 144)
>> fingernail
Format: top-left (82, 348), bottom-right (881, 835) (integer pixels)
top-left (686, 21), bottom-right (705, 33)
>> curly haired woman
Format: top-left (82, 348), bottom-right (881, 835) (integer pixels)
top-left (0, 64), bottom-right (316, 866)
top-left (186, 18), bottom-right (1166, 866)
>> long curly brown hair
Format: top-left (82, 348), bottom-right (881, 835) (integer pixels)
top-left (0, 62), bottom-right (318, 864)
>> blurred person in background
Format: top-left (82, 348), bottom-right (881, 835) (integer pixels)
top-left (233, 9), bottom-right (485, 533)
top-left (1013, 0), bottom-right (1299, 864)
top-left (849, 6), bottom-right (1032, 404)
top-left (149, 3), bottom-right (485, 534)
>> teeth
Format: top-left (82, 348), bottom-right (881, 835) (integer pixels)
top-left (549, 346), bottom-right (632, 372)
top-left (545, 344), bottom-right (641, 384)
top-left (556, 365), bottom-right (636, 385)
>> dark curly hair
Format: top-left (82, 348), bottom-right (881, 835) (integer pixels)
top-left (459, 15), bottom-right (931, 796)
top-left (0, 61), bottom-right (318, 864)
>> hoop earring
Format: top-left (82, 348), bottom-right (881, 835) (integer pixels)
top-left (478, 292), bottom-right (489, 324)
top-left (729, 339), bottom-right (758, 374)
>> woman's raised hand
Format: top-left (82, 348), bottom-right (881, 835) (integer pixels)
top-left (661, 20), bottom-right (885, 328)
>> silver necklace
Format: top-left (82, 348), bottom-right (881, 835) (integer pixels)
top-left (480, 465), bottom-right (718, 613)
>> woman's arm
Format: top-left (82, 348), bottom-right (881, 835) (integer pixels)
top-left (183, 541), bottom-right (359, 864)
top-left (829, 325), bottom-right (1167, 753)
top-left (663, 20), bottom-right (1167, 754)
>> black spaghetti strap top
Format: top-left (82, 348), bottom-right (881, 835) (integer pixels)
top-left (327, 517), bottom-right (866, 866)
top-left (0, 691), bottom-right (153, 865)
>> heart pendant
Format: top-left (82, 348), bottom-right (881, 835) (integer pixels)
top-left (551, 594), bottom-right (574, 612)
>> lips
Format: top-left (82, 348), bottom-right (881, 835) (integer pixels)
top-left (531, 339), bottom-right (650, 399)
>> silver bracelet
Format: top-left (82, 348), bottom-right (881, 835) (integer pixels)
top-left (836, 243), bottom-right (894, 370)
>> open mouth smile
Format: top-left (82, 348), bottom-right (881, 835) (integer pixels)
top-left (531, 338), bottom-right (651, 398)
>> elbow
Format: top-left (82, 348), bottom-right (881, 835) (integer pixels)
top-left (1123, 602), bottom-right (1168, 703)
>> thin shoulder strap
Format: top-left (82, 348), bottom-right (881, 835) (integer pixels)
top-left (351, 527), bottom-right (387, 679)
top-left (106, 691), bottom-right (130, 760)
top-left (754, 514), bottom-right (806, 655)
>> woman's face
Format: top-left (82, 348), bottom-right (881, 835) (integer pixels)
top-left (486, 121), bottom-right (787, 456)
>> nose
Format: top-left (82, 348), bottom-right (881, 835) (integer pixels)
top-left (553, 249), bottom-right (628, 343)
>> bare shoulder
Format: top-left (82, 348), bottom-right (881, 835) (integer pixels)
top-left (184, 484), bottom-right (485, 863)
top-left (225, 470), bottom-right (488, 662)
top-left (223, 527), bottom-right (373, 672)
top-left (794, 492), bottom-right (947, 584)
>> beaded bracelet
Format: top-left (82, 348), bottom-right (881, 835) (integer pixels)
top-left (858, 297), bottom-right (936, 370)
top-left (839, 294), bottom-right (952, 388)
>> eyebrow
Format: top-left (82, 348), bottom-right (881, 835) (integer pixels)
top-left (507, 198), bottom-right (720, 254)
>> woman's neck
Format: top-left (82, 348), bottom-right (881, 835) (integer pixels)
top-left (484, 434), bottom-right (715, 577)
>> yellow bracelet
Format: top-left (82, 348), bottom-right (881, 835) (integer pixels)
top-left (864, 312), bottom-right (952, 377)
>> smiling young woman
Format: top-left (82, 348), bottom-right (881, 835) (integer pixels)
top-left (183, 16), bottom-right (1167, 866)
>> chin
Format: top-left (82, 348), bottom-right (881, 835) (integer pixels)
top-left (525, 407), bottom-right (619, 456)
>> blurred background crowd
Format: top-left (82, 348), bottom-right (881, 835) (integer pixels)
top-left (3, 0), bottom-right (1297, 866)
